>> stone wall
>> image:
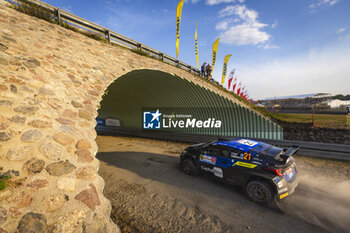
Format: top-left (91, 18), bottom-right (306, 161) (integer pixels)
top-left (0, 2), bottom-right (264, 232)
top-left (280, 122), bottom-right (350, 145)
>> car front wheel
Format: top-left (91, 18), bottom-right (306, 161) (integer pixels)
top-left (181, 159), bottom-right (197, 176)
top-left (246, 180), bottom-right (275, 206)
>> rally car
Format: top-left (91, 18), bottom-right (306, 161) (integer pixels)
top-left (180, 138), bottom-right (299, 206)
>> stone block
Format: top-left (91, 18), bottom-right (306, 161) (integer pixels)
top-left (53, 132), bottom-right (75, 146)
top-left (76, 150), bottom-right (93, 163)
top-left (21, 129), bottom-right (42, 142)
top-left (44, 193), bottom-right (69, 212)
top-left (75, 139), bottom-right (91, 149)
top-left (23, 158), bottom-right (45, 174)
top-left (75, 166), bottom-right (96, 181)
top-left (75, 183), bottom-right (100, 210)
top-left (38, 142), bottom-right (63, 161)
top-left (46, 161), bottom-right (76, 176)
top-left (17, 212), bottom-right (47, 233)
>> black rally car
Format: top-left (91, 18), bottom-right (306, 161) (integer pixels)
top-left (180, 138), bottom-right (299, 206)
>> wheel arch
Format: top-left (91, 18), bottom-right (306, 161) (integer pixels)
top-left (245, 175), bottom-right (277, 193)
top-left (181, 153), bottom-right (199, 165)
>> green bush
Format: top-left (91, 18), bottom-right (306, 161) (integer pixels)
top-left (61, 21), bottom-right (78, 32)
top-left (0, 175), bottom-right (11, 191)
top-left (13, 0), bottom-right (56, 23)
top-left (131, 48), bottom-right (152, 57)
top-left (83, 31), bottom-right (108, 43)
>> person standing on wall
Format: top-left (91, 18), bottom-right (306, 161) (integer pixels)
top-left (201, 62), bottom-right (206, 77)
top-left (206, 64), bottom-right (212, 80)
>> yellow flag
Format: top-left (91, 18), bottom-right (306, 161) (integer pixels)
top-left (176, 0), bottom-right (184, 59)
top-left (195, 21), bottom-right (199, 69)
top-left (221, 54), bottom-right (232, 85)
top-left (211, 38), bottom-right (220, 75)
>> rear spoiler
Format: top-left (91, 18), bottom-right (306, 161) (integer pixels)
top-left (282, 147), bottom-right (300, 157)
top-left (276, 147), bottom-right (299, 163)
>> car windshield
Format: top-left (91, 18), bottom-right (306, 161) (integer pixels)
top-left (262, 146), bottom-right (283, 156)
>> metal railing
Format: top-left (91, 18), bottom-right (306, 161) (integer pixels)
top-left (8, 0), bottom-right (201, 75)
top-left (95, 126), bottom-right (350, 161)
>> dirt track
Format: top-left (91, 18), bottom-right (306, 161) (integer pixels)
top-left (96, 136), bottom-right (350, 233)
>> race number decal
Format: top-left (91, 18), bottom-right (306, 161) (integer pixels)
top-left (237, 139), bottom-right (258, 147)
top-left (243, 152), bottom-right (251, 161)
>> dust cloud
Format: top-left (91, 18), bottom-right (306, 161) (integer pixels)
top-left (279, 174), bottom-right (350, 233)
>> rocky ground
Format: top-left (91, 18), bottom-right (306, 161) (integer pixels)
top-left (96, 135), bottom-right (350, 233)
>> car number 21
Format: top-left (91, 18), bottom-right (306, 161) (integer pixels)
top-left (243, 152), bottom-right (251, 161)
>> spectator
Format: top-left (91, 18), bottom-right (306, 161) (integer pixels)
top-left (206, 64), bottom-right (212, 80)
top-left (201, 62), bottom-right (206, 77)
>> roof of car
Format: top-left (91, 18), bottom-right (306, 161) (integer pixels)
top-left (214, 139), bottom-right (270, 153)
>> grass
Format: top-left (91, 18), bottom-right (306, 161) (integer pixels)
top-left (61, 21), bottom-right (78, 32)
top-left (130, 48), bottom-right (152, 58)
top-left (271, 113), bottom-right (350, 128)
top-left (192, 73), bottom-right (274, 119)
top-left (83, 31), bottom-right (108, 43)
top-left (0, 175), bottom-right (11, 191)
top-left (8, 0), bottom-right (108, 43)
top-left (9, 0), bottom-right (56, 23)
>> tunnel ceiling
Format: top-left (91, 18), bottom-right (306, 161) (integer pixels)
top-left (98, 69), bottom-right (283, 139)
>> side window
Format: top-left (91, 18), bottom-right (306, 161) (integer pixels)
top-left (230, 149), bottom-right (239, 158)
top-left (204, 146), bottom-right (213, 155)
top-left (221, 146), bottom-right (232, 158)
top-left (229, 149), bottom-right (245, 159)
top-left (212, 147), bottom-right (221, 157)
top-left (222, 149), bottom-right (230, 157)
top-left (205, 145), bottom-right (221, 157)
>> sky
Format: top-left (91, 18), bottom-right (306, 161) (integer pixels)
top-left (42, 0), bottom-right (350, 100)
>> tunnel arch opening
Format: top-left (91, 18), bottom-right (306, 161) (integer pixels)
top-left (97, 69), bottom-right (283, 139)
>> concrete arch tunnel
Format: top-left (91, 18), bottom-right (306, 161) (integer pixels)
top-left (98, 69), bottom-right (283, 139)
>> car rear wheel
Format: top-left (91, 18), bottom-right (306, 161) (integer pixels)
top-left (181, 159), bottom-right (197, 176)
top-left (246, 180), bottom-right (275, 206)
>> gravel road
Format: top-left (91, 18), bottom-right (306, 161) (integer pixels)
top-left (96, 136), bottom-right (350, 233)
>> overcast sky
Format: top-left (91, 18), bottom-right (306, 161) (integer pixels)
top-left (42, 0), bottom-right (350, 100)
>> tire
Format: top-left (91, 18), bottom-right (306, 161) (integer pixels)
top-left (181, 159), bottom-right (197, 176)
top-left (246, 180), bottom-right (275, 206)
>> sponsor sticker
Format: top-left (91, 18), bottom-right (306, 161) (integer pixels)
top-left (237, 139), bottom-right (258, 147)
top-left (251, 161), bottom-right (262, 166)
top-left (213, 167), bottom-right (223, 178)
top-left (200, 155), bottom-right (216, 165)
top-left (252, 157), bottom-right (263, 162)
top-left (233, 161), bottom-right (257, 169)
top-left (200, 166), bottom-right (223, 178)
top-left (201, 166), bottom-right (211, 172)
top-left (280, 192), bottom-right (289, 199)
top-left (284, 166), bottom-right (295, 182)
top-left (278, 187), bottom-right (288, 194)
top-left (230, 155), bottom-right (241, 159)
